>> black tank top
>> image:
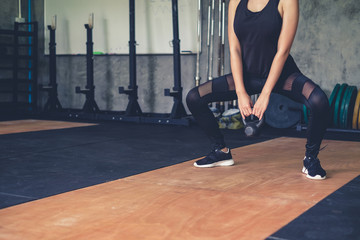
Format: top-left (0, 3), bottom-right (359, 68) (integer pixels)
top-left (234, 0), bottom-right (299, 79)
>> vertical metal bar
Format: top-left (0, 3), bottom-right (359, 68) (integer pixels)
top-left (208, 0), bottom-right (215, 81)
top-left (32, 22), bottom-right (38, 111)
top-left (221, 0), bottom-right (225, 76)
top-left (129, 0), bottom-right (136, 90)
top-left (85, 24), bottom-right (94, 97)
top-left (19, 0), bottom-right (22, 18)
top-left (195, 0), bottom-right (202, 87)
top-left (28, 0), bottom-right (32, 106)
top-left (48, 26), bottom-right (56, 89)
top-left (118, 0), bottom-right (142, 116)
top-left (172, 0), bottom-right (181, 91)
top-left (217, 0), bottom-right (222, 77)
top-left (13, 23), bottom-right (19, 104)
top-left (206, 0), bottom-right (211, 81)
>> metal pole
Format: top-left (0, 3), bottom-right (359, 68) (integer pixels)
top-left (28, 0), bottom-right (32, 107)
top-left (85, 24), bottom-right (94, 94)
top-left (118, 0), bottom-right (142, 116)
top-left (48, 26), bottom-right (56, 88)
top-left (163, 0), bottom-right (187, 119)
top-left (195, 0), bottom-right (202, 87)
top-left (129, 0), bottom-right (136, 90)
top-left (208, 0), bottom-right (215, 81)
top-left (172, 0), bottom-right (181, 91)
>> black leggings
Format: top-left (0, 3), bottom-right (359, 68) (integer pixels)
top-left (186, 72), bottom-right (330, 157)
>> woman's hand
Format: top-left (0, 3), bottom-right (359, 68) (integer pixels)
top-left (237, 93), bottom-right (253, 119)
top-left (252, 93), bottom-right (270, 120)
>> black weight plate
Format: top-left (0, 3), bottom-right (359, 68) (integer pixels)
top-left (265, 93), bottom-right (302, 128)
top-left (340, 86), bottom-right (351, 129)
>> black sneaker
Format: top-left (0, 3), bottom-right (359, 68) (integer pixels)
top-left (194, 148), bottom-right (234, 168)
top-left (302, 156), bottom-right (326, 180)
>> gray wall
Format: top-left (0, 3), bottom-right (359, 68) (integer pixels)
top-left (293, 1), bottom-right (360, 93)
top-left (1, 0), bottom-right (359, 113)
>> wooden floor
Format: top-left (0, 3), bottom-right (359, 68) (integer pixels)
top-left (0, 119), bottom-right (97, 135)
top-left (0, 137), bottom-right (359, 240)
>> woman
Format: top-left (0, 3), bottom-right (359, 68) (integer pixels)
top-left (186, 0), bottom-right (329, 180)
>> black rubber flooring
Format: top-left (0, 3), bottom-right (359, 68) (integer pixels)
top-left (268, 175), bottom-right (360, 240)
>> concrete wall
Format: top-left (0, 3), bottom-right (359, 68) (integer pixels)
top-left (1, 0), bottom-right (359, 113)
top-left (0, 1), bottom-right (19, 29)
top-left (293, 1), bottom-right (360, 95)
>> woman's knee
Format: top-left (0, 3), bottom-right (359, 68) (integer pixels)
top-left (308, 86), bottom-right (330, 115)
top-left (186, 87), bottom-right (202, 110)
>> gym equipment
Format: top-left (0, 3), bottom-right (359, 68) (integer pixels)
top-left (339, 86), bottom-right (351, 128)
top-left (265, 93), bottom-right (302, 128)
top-left (27, 0), bottom-right (34, 110)
top-left (358, 104), bottom-right (360, 130)
top-left (303, 105), bottom-right (308, 124)
top-left (227, 112), bottom-right (243, 130)
top-left (333, 83), bottom-right (348, 128)
top-left (329, 83), bottom-right (340, 124)
top-left (216, 0), bottom-right (226, 113)
top-left (40, 19), bottom-right (62, 112)
top-left (119, 0), bottom-right (142, 116)
top-left (206, 0), bottom-right (215, 82)
top-left (352, 90), bottom-right (360, 129)
top-left (242, 114), bottom-right (265, 137)
top-left (329, 83), bottom-right (340, 107)
top-left (195, 0), bottom-right (201, 87)
top-left (0, 22), bottom-right (38, 112)
top-left (75, 18), bottom-right (100, 113)
top-left (298, 83), bottom-right (360, 133)
top-left (218, 108), bottom-right (243, 130)
top-left (164, 0), bottom-right (187, 119)
top-left (347, 86), bottom-right (358, 128)
top-left (341, 86), bottom-right (357, 129)
top-left (218, 0), bottom-right (226, 80)
top-left (206, 0), bottom-right (218, 113)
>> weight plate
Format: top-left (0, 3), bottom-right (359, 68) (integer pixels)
top-left (333, 83), bottom-right (348, 128)
top-left (342, 86), bottom-right (356, 129)
top-left (346, 87), bottom-right (357, 129)
top-left (352, 90), bottom-right (360, 129)
top-left (265, 93), bottom-right (302, 128)
top-left (303, 105), bottom-right (308, 124)
top-left (329, 83), bottom-right (340, 108)
top-left (340, 86), bottom-right (351, 129)
top-left (344, 87), bottom-right (354, 128)
top-left (358, 105), bottom-right (360, 129)
top-left (329, 84), bottom-right (340, 123)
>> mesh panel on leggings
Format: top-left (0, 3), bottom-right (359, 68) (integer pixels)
top-left (226, 74), bottom-right (236, 91)
top-left (282, 72), bottom-right (316, 100)
top-left (282, 72), bottom-right (300, 91)
top-left (198, 81), bottom-right (212, 98)
top-left (302, 81), bottom-right (316, 100)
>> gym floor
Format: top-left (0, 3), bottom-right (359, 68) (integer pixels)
top-left (0, 117), bottom-right (359, 239)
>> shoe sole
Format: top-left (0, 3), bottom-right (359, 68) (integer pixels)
top-left (194, 159), bottom-right (234, 168)
top-left (302, 166), bottom-right (326, 180)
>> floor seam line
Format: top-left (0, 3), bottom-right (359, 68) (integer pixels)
top-left (0, 192), bottom-right (37, 199)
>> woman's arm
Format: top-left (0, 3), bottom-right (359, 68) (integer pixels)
top-left (252, 0), bottom-right (299, 120)
top-left (228, 0), bottom-right (253, 118)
